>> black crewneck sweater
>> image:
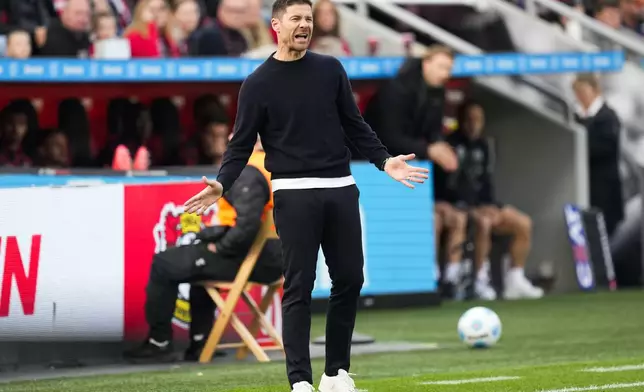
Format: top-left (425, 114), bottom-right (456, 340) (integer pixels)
top-left (216, 51), bottom-right (391, 193)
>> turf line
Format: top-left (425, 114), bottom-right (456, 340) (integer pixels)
top-left (580, 364), bottom-right (644, 373)
top-left (419, 376), bottom-right (521, 385)
top-left (538, 381), bottom-right (644, 392)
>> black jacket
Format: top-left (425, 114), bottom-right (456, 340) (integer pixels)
top-left (33, 19), bottom-right (90, 57)
top-left (575, 103), bottom-right (624, 236)
top-left (362, 58), bottom-right (445, 159)
top-left (0, 0), bottom-right (56, 32)
top-left (197, 164), bottom-right (282, 279)
top-left (434, 130), bottom-right (496, 207)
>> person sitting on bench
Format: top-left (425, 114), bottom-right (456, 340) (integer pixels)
top-left (125, 139), bottom-right (283, 362)
top-left (434, 201), bottom-right (468, 293)
top-left (439, 101), bottom-right (544, 300)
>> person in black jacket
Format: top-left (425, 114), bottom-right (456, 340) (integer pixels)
top-left (572, 73), bottom-right (624, 237)
top-left (32, 0), bottom-right (91, 57)
top-left (435, 101), bottom-right (544, 300)
top-left (125, 139), bottom-right (282, 363)
top-left (363, 44), bottom-right (458, 172)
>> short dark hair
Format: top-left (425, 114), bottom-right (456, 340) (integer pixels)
top-left (272, 0), bottom-right (313, 19)
top-left (595, 0), bottom-right (619, 14)
top-left (456, 99), bottom-right (483, 129)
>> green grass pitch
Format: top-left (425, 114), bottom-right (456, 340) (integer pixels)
top-left (3, 290), bottom-right (644, 391)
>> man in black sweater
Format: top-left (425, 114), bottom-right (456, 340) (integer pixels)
top-left (572, 73), bottom-right (624, 236)
top-left (184, 0), bottom-right (429, 390)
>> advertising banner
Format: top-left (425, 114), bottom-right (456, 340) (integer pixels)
top-left (312, 162), bottom-right (436, 298)
top-left (0, 162), bottom-right (436, 342)
top-left (123, 182), bottom-right (282, 343)
top-left (563, 204), bottom-right (595, 291)
top-left (0, 185), bottom-right (125, 341)
top-left (0, 52), bottom-right (623, 82)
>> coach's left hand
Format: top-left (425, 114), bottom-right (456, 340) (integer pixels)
top-left (384, 154), bottom-right (430, 189)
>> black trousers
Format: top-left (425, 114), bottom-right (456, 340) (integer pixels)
top-left (274, 184), bottom-right (365, 386)
top-left (145, 244), bottom-right (239, 342)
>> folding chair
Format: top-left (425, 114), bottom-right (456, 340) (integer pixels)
top-left (197, 210), bottom-right (284, 363)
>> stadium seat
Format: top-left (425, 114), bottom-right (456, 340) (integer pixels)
top-left (197, 211), bottom-right (284, 364)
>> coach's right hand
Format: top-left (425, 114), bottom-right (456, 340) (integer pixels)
top-left (184, 176), bottom-right (223, 215)
top-left (428, 142), bottom-right (458, 172)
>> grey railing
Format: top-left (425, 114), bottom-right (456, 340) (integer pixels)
top-left (363, 0), bottom-right (575, 123)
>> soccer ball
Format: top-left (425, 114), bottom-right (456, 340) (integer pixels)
top-left (457, 306), bottom-right (502, 348)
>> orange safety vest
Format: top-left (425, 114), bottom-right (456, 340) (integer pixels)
top-left (215, 151), bottom-right (274, 228)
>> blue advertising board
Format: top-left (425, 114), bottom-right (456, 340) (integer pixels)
top-left (312, 162), bottom-right (436, 297)
top-left (0, 161), bottom-right (438, 296)
top-left (0, 51), bottom-right (624, 82)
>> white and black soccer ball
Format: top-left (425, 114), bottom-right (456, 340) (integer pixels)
top-left (457, 306), bottom-right (502, 348)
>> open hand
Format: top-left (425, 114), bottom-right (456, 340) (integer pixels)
top-left (184, 176), bottom-right (223, 215)
top-left (428, 142), bottom-right (458, 172)
top-left (384, 154), bottom-right (430, 189)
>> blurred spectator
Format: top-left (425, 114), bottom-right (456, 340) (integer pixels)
top-left (437, 101), bottom-right (544, 300)
top-left (34, 0), bottom-right (91, 57)
top-left (5, 29), bottom-right (32, 58)
top-left (171, 0), bottom-right (222, 56)
top-left (241, 0), bottom-right (274, 51)
top-left (124, 0), bottom-right (180, 57)
top-left (594, 0), bottom-right (622, 29)
top-left (181, 106), bottom-right (229, 166)
top-left (1, 0), bottom-right (57, 40)
top-left (34, 129), bottom-right (70, 168)
top-left (149, 97), bottom-right (181, 165)
top-left (94, 11), bottom-right (118, 40)
top-left (572, 74), bottom-right (624, 237)
top-left (193, 93), bottom-right (224, 120)
top-left (97, 101), bottom-right (156, 168)
top-left (435, 202), bottom-right (467, 294)
top-left (90, 0), bottom-right (133, 34)
top-left (168, 0), bottom-right (227, 56)
top-left (0, 107), bottom-right (31, 167)
top-left (171, 0), bottom-right (201, 54)
top-left (90, 0), bottom-right (113, 15)
top-left (620, 0), bottom-right (644, 34)
top-left (363, 45), bottom-right (458, 173)
top-left (58, 98), bottom-right (94, 166)
top-left (586, 0), bottom-right (642, 59)
top-left (310, 0), bottom-right (351, 56)
top-left (213, 0), bottom-right (249, 56)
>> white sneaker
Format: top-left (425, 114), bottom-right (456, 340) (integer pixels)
top-left (319, 370), bottom-right (364, 392)
top-left (475, 279), bottom-right (497, 300)
top-left (503, 268), bottom-right (544, 300)
top-left (292, 381), bottom-right (316, 392)
top-left (444, 262), bottom-right (461, 284)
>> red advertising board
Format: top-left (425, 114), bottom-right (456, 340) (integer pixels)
top-left (123, 182), bottom-right (282, 344)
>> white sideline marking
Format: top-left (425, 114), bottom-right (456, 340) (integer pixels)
top-left (581, 364), bottom-right (644, 373)
top-left (420, 376), bottom-right (521, 385)
top-left (538, 381), bottom-right (644, 392)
